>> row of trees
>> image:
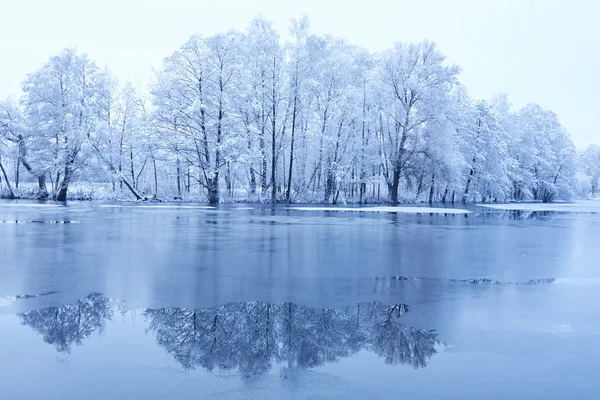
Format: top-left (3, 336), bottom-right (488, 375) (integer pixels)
top-left (0, 16), bottom-right (592, 203)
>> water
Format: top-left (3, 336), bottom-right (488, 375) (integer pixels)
top-left (1, 201), bottom-right (599, 399)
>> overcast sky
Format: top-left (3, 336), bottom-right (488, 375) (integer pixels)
top-left (1, 0), bottom-right (597, 148)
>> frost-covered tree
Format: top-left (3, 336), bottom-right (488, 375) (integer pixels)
top-left (153, 32), bottom-right (244, 203)
top-left (510, 104), bottom-right (577, 202)
top-left (580, 145), bottom-right (600, 197)
top-left (376, 41), bottom-right (460, 203)
top-left (22, 49), bottom-right (108, 201)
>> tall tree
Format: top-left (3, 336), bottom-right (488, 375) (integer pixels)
top-left (377, 41), bottom-right (459, 203)
top-left (22, 49), bottom-right (107, 201)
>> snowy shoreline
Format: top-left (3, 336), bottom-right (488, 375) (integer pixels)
top-left (2, 194), bottom-right (599, 214)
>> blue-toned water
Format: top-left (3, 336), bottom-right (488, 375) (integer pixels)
top-left (1, 201), bottom-right (599, 399)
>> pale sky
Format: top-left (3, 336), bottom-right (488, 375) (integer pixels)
top-left (1, 0), bottom-right (597, 148)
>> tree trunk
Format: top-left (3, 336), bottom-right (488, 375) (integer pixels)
top-left (249, 167), bottom-right (257, 195)
top-left (271, 114), bottom-right (277, 203)
top-left (55, 158), bottom-right (74, 202)
top-left (463, 167), bottom-right (474, 202)
top-left (19, 154), bottom-right (48, 199)
top-left (129, 146), bottom-right (135, 190)
top-left (270, 58), bottom-right (279, 203)
top-left (225, 162), bottom-right (232, 198)
top-left (153, 157), bottom-right (158, 195)
top-left (37, 174), bottom-right (49, 199)
top-left (187, 163), bottom-right (191, 193)
top-left (248, 134), bottom-right (257, 195)
top-left (286, 89), bottom-right (298, 202)
top-left (207, 177), bottom-right (219, 204)
top-left (441, 186), bottom-right (449, 203)
top-left (391, 167), bottom-right (400, 204)
top-left (0, 156), bottom-right (15, 199)
top-left (15, 159), bottom-right (20, 189)
top-left (120, 176), bottom-right (144, 200)
top-left (428, 173), bottom-right (435, 204)
top-left (260, 125), bottom-right (267, 194)
top-left (176, 159), bottom-right (182, 198)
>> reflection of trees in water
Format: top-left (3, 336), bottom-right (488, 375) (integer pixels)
top-left (19, 293), bottom-right (113, 353)
top-left (18, 294), bottom-right (439, 373)
top-left (472, 210), bottom-right (559, 220)
top-left (145, 301), bottom-right (438, 374)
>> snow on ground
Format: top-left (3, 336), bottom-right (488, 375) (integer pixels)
top-left (123, 205), bottom-right (215, 209)
top-left (288, 206), bottom-right (471, 214)
top-left (0, 203), bottom-right (61, 207)
top-left (477, 200), bottom-right (600, 212)
top-left (0, 296), bottom-right (16, 308)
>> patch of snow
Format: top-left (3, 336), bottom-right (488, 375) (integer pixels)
top-left (288, 206), bottom-right (471, 214)
top-left (0, 220), bottom-right (81, 224)
top-left (477, 200), bottom-right (600, 212)
top-left (0, 296), bottom-right (16, 308)
top-left (133, 205), bottom-right (216, 209)
top-left (0, 203), bottom-right (60, 207)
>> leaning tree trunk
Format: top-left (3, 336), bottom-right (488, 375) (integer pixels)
top-left (55, 158), bottom-right (74, 202)
top-left (20, 156), bottom-right (48, 199)
top-left (0, 156), bottom-right (15, 199)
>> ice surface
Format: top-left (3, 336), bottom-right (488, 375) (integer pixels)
top-left (288, 206), bottom-right (471, 214)
top-left (477, 200), bottom-right (600, 212)
top-left (1, 200), bottom-right (600, 399)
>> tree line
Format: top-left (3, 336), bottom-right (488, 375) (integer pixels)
top-left (1, 16), bottom-right (597, 204)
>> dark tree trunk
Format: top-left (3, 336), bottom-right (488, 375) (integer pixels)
top-left (270, 62), bottom-right (278, 203)
top-left (153, 157), bottom-right (158, 195)
top-left (187, 163), bottom-right (191, 193)
top-left (225, 162), bottom-right (232, 198)
top-left (324, 160), bottom-right (335, 204)
top-left (15, 159), bottom-right (20, 189)
top-left (286, 89), bottom-right (298, 202)
top-left (249, 166), bottom-right (257, 195)
top-left (463, 167), bottom-right (474, 202)
top-left (391, 167), bottom-right (400, 204)
top-left (0, 156), bottom-right (15, 199)
top-left (129, 146), bottom-right (135, 190)
top-left (176, 159), bottom-right (182, 198)
top-left (207, 177), bottom-right (219, 204)
top-left (428, 174), bottom-right (435, 204)
top-left (271, 115), bottom-right (277, 203)
top-left (441, 186), bottom-right (449, 203)
top-left (37, 174), bottom-right (49, 199)
top-left (55, 158), bottom-right (74, 202)
top-left (248, 135), bottom-right (257, 195)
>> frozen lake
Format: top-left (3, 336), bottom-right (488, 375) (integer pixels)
top-left (1, 200), bottom-right (599, 399)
